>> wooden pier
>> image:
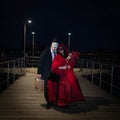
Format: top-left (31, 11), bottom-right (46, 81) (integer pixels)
top-left (0, 68), bottom-right (120, 120)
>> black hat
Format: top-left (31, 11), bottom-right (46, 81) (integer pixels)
top-left (52, 38), bottom-right (58, 43)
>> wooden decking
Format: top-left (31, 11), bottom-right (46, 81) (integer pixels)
top-left (0, 68), bottom-right (120, 120)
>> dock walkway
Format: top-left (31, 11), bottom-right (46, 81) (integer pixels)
top-left (0, 68), bottom-right (120, 120)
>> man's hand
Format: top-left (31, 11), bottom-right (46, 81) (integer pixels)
top-left (37, 74), bottom-right (42, 79)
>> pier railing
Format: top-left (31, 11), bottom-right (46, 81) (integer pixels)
top-left (0, 56), bottom-right (120, 98)
top-left (77, 59), bottom-right (120, 98)
top-left (0, 58), bottom-right (25, 92)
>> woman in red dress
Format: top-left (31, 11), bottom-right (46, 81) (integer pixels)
top-left (47, 44), bottom-right (84, 107)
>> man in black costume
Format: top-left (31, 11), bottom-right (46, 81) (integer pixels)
top-left (37, 38), bottom-right (59, 109)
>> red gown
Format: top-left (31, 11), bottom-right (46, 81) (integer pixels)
top-left (48, 54), bottom-right (84, 107)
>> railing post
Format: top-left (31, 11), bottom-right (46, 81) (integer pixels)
top-left (20, 59), bottom-right (22, 75)
top-left (86, 61), bottom-right (88, 80)
top-left (21, 58), bottom-right (24, 75)
top-left (110, 65), bottom-right (114, 95)
top-left (92, 62), bottom-right (94, 83)
top-left (18, 60), bottom-right (20, 77)
top-left (13, 61), bottom-right (15, 82)
top-left (7, 62), bottom-right (10, 87)
top-left (23, 57), bottom-right (26, 74)
top-left (81, 59), bottom-right (84, 76)
top-left (100, 63), bottom-right (102, 88)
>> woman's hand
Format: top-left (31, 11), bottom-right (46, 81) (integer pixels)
top-left (58, 65), bottom-right (71, 70)
top-left (58, 65), bottom-right (67, 70)
top-left (67, 65), bottom-right (71, 69)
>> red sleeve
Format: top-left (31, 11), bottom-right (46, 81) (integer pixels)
top-left (51, 54), bottom-right (66, 73)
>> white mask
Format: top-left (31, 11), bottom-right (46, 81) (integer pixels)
top-left (51, 42), bottom-right (58, 52)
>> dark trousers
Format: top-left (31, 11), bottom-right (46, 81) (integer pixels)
top-left (44, 79), bottom-right (50, 104)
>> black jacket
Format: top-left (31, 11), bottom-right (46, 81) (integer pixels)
top-left (37, 48), bottom-right (52, 80)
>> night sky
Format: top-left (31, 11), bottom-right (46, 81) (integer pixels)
top-left (0, 0), bottom-right (120, 52)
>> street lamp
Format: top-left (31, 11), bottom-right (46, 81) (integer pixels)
top-left (32, 32), bottom-right (35, 58)
top-left (68, 33), bottom-right (71, 53)
top-left (23, 20), bottom-right (32, 58)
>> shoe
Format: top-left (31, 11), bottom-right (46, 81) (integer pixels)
top-left (46, 103), bottom-right (51, 109)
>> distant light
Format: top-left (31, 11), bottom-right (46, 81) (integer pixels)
top-left (28, 20), bottom-right (32, 23)
top-left (32, 32), bottom-right (35, 34)
top-left (68, 33), bottom-right (71, 35)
